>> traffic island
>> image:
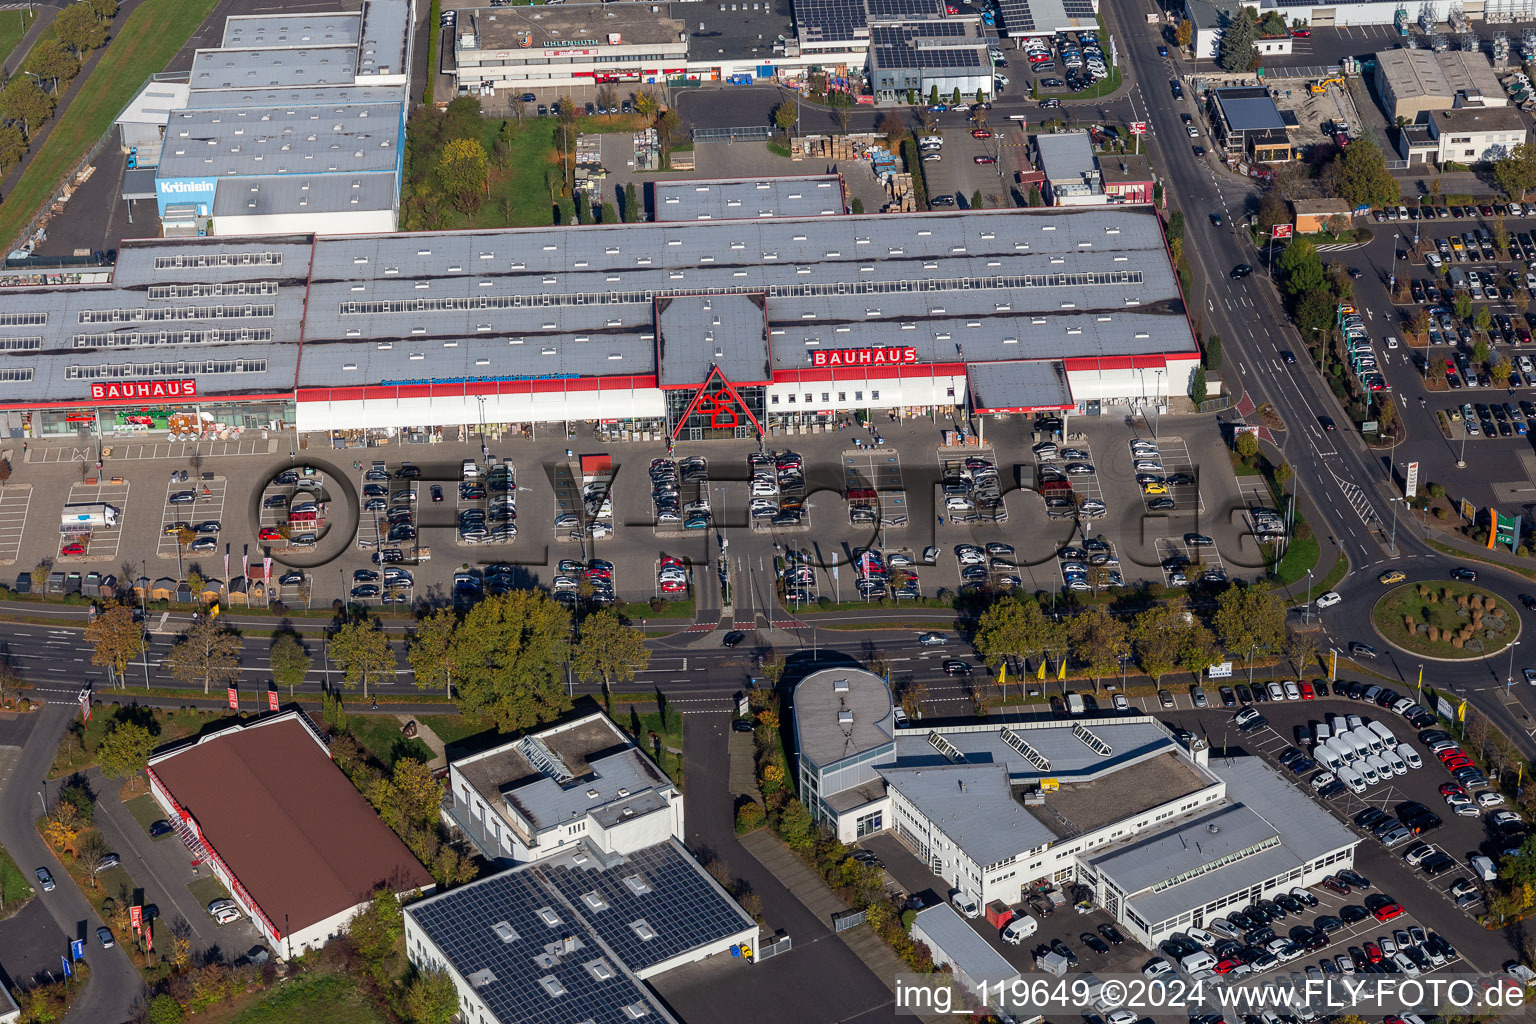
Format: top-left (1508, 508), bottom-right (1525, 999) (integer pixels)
top-left (1371, 581), bottom-right (1520, 660)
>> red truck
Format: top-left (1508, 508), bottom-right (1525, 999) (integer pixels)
top-left (985, 901), bottom-right (1015, 930)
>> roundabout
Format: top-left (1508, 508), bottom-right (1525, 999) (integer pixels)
top-left (1371, 581), bottom-right (1521, 661)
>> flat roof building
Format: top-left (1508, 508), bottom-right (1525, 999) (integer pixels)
top-left (115, 2), bottom-right (413, 238)
top-left (790, 670), bottom-right (1358, 945)
top-left (146, 711), bottom-right (434, 957)
top-left (405, 838), bottom-right (757, 1024)
top-left (1426, 105), bottom-right (1530, 164)
top-left (446, 712), bottom-right (684, 866)
top-left (1033, 131), bottom-right (1102, 206)
top-left (1212, 87), bottom-right (1293, 162)
top-left (1374, 48), bottom-right (1506, 121)
top-left (651, 175), bottom-right (847, 221)
top-left (0, 201), bottom-right (1197, 445)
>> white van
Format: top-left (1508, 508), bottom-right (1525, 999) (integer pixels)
top-left (952, 892), bottom-right (982, 918)
top-left (1315, 722), bottom-right (1331, 744)
top-left (1001, 914), bottom-right (1038, 944)
top-left (1315, 745), bottom-right (1342, 772)
top-left (1179, 951), bottom-right (1217, 974)
top-left (1357, 760), bottom-right (1380, 786)
top-left (1351, 727), bottom-right (1382, 756)
top-left (1366, 753), bottom-right (1393, 782)
top-left (1328, 714), bottom-right (1348, 736)
top-left (462, 459), bottom-right (480, 479)
top-left (1384, 750), bottom-right (1408, 775)
top-left (1338, 766), bottom-right (1367, 793)
top-left (1471, 855), bottom-right (1498, 881)
top-left (1368, 720), bottom-right (1397, 748)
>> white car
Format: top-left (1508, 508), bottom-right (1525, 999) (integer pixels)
top-left (1142, 958), bottom-right (1173, 979)
top-left (917, 632), bottom-right (945, 646)
top-left (1106, 1012), bottom-right (1137, 1024)
top-left (1315, 591), bottom-right (1342, 609)
top-left (1310, 771), bottom-right (1336, 790)
top-left (1282, 680), bottom-right (1301, 700)
top-left (1186, 125), bottom-right (1199, 137)
top-left (1477, 791), bottom-right (1506, 807)
top-left (1426, 252), bottom-right (1443, 268)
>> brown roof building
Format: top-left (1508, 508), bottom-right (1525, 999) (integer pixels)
top-left (146, 711), bottom-right (433, 957)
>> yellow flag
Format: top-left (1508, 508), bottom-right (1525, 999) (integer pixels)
top-left (1057, 657), bottom-right (1067, 682)
top-left (998, 663), bottom-right (1006, 687)
top-left (1457, 699), bottom-right (1467, 723)
top-left (1036, 658), bottom-right (1046, 681)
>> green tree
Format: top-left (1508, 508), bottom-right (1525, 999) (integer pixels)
top-left (970, 189), bottom-right (984, 210)
top-left (624, 181), bottom-right (638, 222)
top-left (1213, 582), bottom-right (1286, 661)
top-left (1474, 339), bottom-right (1491, 364)
top-left (54, 1), bottom-right (107, 57)
top-left (85, 0), bottom-right (119, 20)
top-left (0, 78), bottom-right (53, 136)
top-left (1132, 604), bottom-right (1191, 683)
top-left (1454, 291), bottom-right (1473, 322)
top-left (952, 87), bottom-right (961, 105)
top-left (1068, 606), bottom-right (1129, 689)
top-left (1216, 9), bottom-right (1259, 71)
top-left (1294, 290), bottom-right (1337, 334)
top-left (1475, 306), bottom-right (1493, 333)
top-left (1235, 431), bottom-right (1259, 461)
top-left (75, 830), bottom-right (111, 887)
top-left (1328, 139), bottom-right (1400, 209)
top-left (929, 85), bottom-right (940, 106)
top-left (163, 617), bottom-right (242, 696)
top-left (1259, 10), bottom-right (1287, 35)
top-left (1275, 238), bottom-right (1326, 297)
top-left (575, 192), bottom-right (590, 224)
top-left (268, 632), bottom-right (312, 699)
top-left (367, 757), bottom-right (443, 835)
top-left (441, 95), bottom-right (483, 143)
top-left (404, 966), bottom-right (460, 1024)
top-left (1256, 192), bottom-right (1289, 233)
top-left (408, 608), bottom-right (459, 697)
top-left (96, 721), bottom-right (154, 778)
top-left (850, 196), bottom-right (864, 214)
top-left (329, 619), bottom-right (394, 699)
top-left (1494, 142), bottom-right (1536, 200)
top-left (570, 609), bottom-right (650, 691)
top-left (349, 888), bottom-right (403, 979)
top-left (974, 597), bottom-right (1063, 672)
top-left (437, 137), bottom-right (489, 215)
top-left (1190, 366), bottom-right (1207, 405)
top-left (774, 97), bottom-right (799, 133)
top-left (1178, 618), bottom-right (1219, 679)
top-left (448, 590), bottom-right (572, 732)
top-left (1493, 359), bottom-right (1513, 385)
top-left (146, 994), bottom-right (185, 1024)
top-left (22, 42), bottom-right (78, 94)
top-left (0, 124), bottom-right (25, 170)
top-left (85, 601), bottom-right (140, 689)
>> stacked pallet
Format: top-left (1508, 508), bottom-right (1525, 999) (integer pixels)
top-left (574, 134), bottom-right (603, 166)
top-left (885, 172), bottom-right (916, 212)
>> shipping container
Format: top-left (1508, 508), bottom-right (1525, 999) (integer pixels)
top-left (985, 901), bottom-right (1015, 929)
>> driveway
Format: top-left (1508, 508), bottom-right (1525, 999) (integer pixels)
top-left (86, 768), bottom-right (263, 961)
top-left (0, 706), bottom-right (143, 1023)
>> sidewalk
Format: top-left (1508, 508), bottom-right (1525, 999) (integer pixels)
top-left (738, 830), bottom-right (948, 1024)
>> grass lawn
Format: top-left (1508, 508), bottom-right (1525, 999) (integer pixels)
top-left (122, 793), bottom-right (165, 834)
top-left (0, 9), bottom-right (35, 64)
top-left (51, 707), bottom-right (226, 778)
top-left (1272, 534), bottom-right (1321, 587)
top-left (1372, 581), bottom-right (1517, 659)
top-left (0, 840), bottom-right (34, 917)
top-left (186, 873), bottom-right (230, 912)
top-left (0, 0), bottom-right (220, 250)
top-left (609, 705), bottom-right (683, 784)
top-left (417, 713), bottom-right (490, 748)
top-left (348, 716), bottom-right (433, 769)
top-left (228, 972), bottom-right (387, 1024)
top-left (1317, 552), bottom-right (1350, 592)
top-left (615, 597), bottom-right (695, 621)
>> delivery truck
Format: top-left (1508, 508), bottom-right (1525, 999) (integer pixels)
top-left (60, 503), bottom-right (119, 530)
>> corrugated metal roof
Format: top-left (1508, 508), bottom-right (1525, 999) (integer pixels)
top-left (912, 903), bottom-right (1020, 984)
top-left (967, 358), bottom-right (1072, 411)
top-left (190, 45), bottom-right (360, 91)
top-left (221, 12), bottom-right (362, 48)
top-left (159, 102), bottom-right (401, 180)
top-left (652, 175), bottom-right (845, 222)
top-left (213, 172), bottom-right (398, 217)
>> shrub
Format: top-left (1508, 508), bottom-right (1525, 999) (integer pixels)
top-left (1404, 615), bottom-right (1414, 633)
top-left (1428, 626), bottom-right (1440, 642)
top-left (735, 799), bottom-right (765, 832)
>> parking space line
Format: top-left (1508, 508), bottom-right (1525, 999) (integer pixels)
top-left (0, 484), bottom-right (32, 564)
top-left (156, 478), bottom-right (226, 560)
top-left (60, 481), bottom-right (130, 564)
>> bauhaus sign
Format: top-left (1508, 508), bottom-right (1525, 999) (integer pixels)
top-left (90, 379), bottom-right (197, 401)
top-left (810, 346), bottom-right (919, 368)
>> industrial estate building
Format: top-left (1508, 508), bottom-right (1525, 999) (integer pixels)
top-left (445, 712), bottom-right (685, 866)
top-left (115, 2), bottom-right (414, 237)
top-left (411, 709), bottom-right (755, 1024)
top-left (0, 198), bottom-right (1199, 442)
top-left (1210, 87), bottom-right (1294, 163)
top-left (146, 712), bottom-right (435, 957)
top-left (790, 668), bottom-right (1359, 945)
top-left (1373, 48), bottom-right (1506, 121)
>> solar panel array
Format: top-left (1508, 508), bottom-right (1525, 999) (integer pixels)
top-left (1061, 0), bottom-right (1094, 17)
top-left (1072, 722), bottom-right (1114, 757)
top-left (795, 0), bottom-right (869, 42)
top-left (929, 732), bottom-right (967, 764)
top-left (999, 726), bottom-right (1052, 771)
top-left (538, 843), bottom-right (751, 973)
top-left (996, 0), bottom-right (1035, 34)
top-left (867, 0), bottom-right (947, 19)
top-left (409, 869), bottom-right (659, 1024)
top-left (870, 22), bottom-right (985, 70)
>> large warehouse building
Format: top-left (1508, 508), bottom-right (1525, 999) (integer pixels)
top-left (115, 2), bottom-right (414, 237)
top-left (0, 197), bottom-right (1198, 442)
top-left (146, 712), bottom-right (435, 957)
top-left (791, 668), bottom-right (1359, 945)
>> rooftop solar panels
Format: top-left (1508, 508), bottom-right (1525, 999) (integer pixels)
top-left (929, 732), bottom-right (967, 763)
top-left (1061, 0), bottom-right (1094, 16)
top-left (1073, 722), bottom-right (1114, 757)
top-left (996, 0), bottom-right (1035, 33)
top-left (999, 726), bottom-right (1052, 771)
top-left (796, 0), bottom-right (869, 42)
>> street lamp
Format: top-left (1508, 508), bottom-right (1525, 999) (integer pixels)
top-left (1388, 496), bottom-right (1406, 553)
top-left (1304, 569), bottom-right (1314, 626)
top-left (1389, 233), bottom-right (1399, 295)
top-left (1508, 640), bottom-right (1523, 689)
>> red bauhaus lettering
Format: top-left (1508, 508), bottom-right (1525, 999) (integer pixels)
top-left (810, 347), bottom-right (918, 368)
top-left (89, 379), bottom-right (197, 401)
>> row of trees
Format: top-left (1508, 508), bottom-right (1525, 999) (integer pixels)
top-left (0, 0), bottom-right (118, 172)
top-left (971, 581), bottom-right (1298, 688)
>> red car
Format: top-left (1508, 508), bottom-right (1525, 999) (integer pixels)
top-left (660, 556), bottom-right (684, 569)
top-left (972, 129), bottom-right (992, 138)
top-left (1444, 756), bottom-right (1474, 770)
top-left (1371, 902), bottom-right (1404, 922)
top-left (1439, 782), bottom-right (1466, 797)
top-left (1214, 958), bottom-right (1242, 975)
top-left (1364, 941), bottom-right (1383, 963)
top-left (1300, 681), bottom-right (1315, 699)
top-left (660, 580), bottom-right (687, 593)
top-left (1436, 747), bottom-right (1464, 761)
top-left (61, 542), bottom-right (86, 556)
top-left (259, 527), bottom-right (284, 541)
top-left (973, 155), bottom-right (997, 164)
top-left (1291, 27), bottom-right (1310, 36)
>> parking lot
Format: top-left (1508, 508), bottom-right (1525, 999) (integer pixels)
top-left (156, 477), bottom-right (227, 560)
top-left (0, 484), bottom-right (32, 565)
top-left (59, 480), bottom-right (130, 564)
top-left (842, 447), bottom-right (909, 530)
top-left (921, 127), bottom-right (1016, 207)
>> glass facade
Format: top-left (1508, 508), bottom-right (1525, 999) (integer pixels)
top-left (666, 383), bottom-right (764, 441)
top-left (25, 398), bottom-right (296, 439)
